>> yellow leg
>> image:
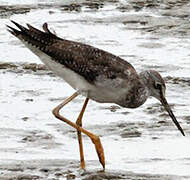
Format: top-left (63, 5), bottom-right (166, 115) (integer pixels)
top-left (76, 98), bottom-right (89, 169)
top-left (52, 92), bottom-right (105, 169)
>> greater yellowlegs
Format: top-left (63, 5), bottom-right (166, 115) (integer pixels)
top-left (7, 21), bottom-right (185, 170)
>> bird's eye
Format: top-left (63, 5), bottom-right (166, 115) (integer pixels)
top-left (154, 82), bottom-right (162, 90)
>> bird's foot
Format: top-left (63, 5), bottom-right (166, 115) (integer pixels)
top-left (91, 136), bottom-right (105, 170)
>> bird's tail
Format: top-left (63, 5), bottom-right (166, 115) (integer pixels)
top-left (7, 20), bottom-right (60, 49)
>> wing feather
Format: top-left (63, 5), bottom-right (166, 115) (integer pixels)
top-left (7, 21), bottom-right (137, 83)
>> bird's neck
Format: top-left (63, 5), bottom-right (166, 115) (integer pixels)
top-left (118, 73), bottom-right (149, 108)
top-left (135, 75), bottom-right (150, 108)
top-left (139, 70), bottom-right (151, 97)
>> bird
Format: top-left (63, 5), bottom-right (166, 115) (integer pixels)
top-left (7, 20), bottom-right (185, 170)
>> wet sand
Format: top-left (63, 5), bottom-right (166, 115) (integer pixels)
top-left (0, 0), bottom-right (190, 179)
top-left (1, 159), bottom-right (189, 179)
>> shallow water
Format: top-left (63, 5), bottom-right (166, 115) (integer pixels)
top-left (0, 0), bottom-right (190, 179)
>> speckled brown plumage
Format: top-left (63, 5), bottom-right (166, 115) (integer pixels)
top-left (7, 20), bottom-right (136, 83)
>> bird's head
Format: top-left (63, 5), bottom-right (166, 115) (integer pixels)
top-left (140, 70), bottom-right (185, 136)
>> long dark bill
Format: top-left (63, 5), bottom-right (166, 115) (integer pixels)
top-left (161, 97), bottom-right (185, 136)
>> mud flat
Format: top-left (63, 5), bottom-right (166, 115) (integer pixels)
top-left (1, 159), bottom-right (189, 180)
top-left (0, 0), bottom-right (190, 179)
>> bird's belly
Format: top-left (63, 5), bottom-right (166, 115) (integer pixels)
top-left (45, 58), bottom-right (124, 103)
top-left (42, 55), bottom-right (123, 103)
top-left (87, 87), bottom-right (124, 103)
